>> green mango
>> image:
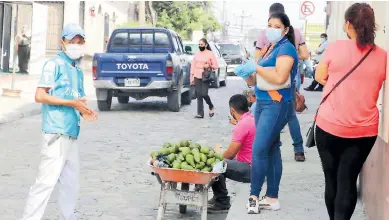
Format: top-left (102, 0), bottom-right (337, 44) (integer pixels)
top-left (162, 143), bottom-right (171, 148)
top-left (172, 161), bottom-right (181, 169)
top-left (215, 153), bottom-right (224, 161)
top-left (179, 147), bottom-right (191, 156)
top-left (150, 151), bottom-right (159, 159)
top-left (192, 149), bottom-right (201, 163)
top-left (215, 158), bottom-right (221, 163)
top-left (208, 150), bottom-right (215, 158)
top-left (181, 163), bottom-right (195, 171)
top-left (180, 140), bottom-right (190, 148)
top-left (200, 146), bottom-right (210, 154)
top-left (159, 148), bottom-right (171, 155)
top-left (200, 153), bottom-right (207, 163)
top-left (201, 167), bottom-right (211, 172)
top-left (195, 162), bottom-right (205, 169)
top-left (167, 153), bottom-right (176, 163)
top-left (206, 157), bottom-right (215, 166)
top-left (186, 154), bottom-right (196, 167)
top-left (195, 143), bottom-right (202, 148)
top-left (211, 162), bottom-right (216, 168)
top-left (178, 153), bottom-right (185, 161)
top-left (168, 147), bottom-right (176, 154)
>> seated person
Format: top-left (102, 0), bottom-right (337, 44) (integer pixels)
top-left (208, 94), bottom-right (256, 212)
top-left (243, 89), bottom-right (256, 116)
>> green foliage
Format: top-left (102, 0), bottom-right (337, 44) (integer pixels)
top-left (152, 1), bottom-right (221, 40)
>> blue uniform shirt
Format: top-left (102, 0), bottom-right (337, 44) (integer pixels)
top-left (255, 37), bottom-right (298, 102)
top-left (38, 52), bottom-right (85, 138)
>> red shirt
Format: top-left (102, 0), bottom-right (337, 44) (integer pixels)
top-left (232, 112), bottom-right (256, 164)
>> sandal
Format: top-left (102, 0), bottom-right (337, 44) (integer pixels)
top-left (209, 108), bottom-right (215, 117)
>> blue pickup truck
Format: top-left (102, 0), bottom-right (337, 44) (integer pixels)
top-left (92, 28), bottom-right (193, 112)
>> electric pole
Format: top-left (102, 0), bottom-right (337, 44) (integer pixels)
top-left (238, 10), bottom-right (251, 33)
top-left (221, 1), bottom-right (228, 41)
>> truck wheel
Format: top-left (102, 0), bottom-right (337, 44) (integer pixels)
top-left (181, 90), bottom-right (192, 105)
top-left (97, 90), bottom-right (112, 111)
top-left (118, 96), bottom-right (129, 104)
top-left (220, 77), bottom-right (227, 87)
top-left (167, 87), bottom-right (181, 112)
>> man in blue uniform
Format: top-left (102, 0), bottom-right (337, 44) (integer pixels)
top-left (21, 23), bottom-right (97, 220)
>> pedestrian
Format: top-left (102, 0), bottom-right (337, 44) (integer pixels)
top-left (314, 3), bottom-right (386, 220)
top-left (243, 88), bottom-right (256, 116)
top-left (304, 33), bottom-right (329, 92)
top-left (20, 23), bottom-right (98, 220)
top-left (16, 25), bottom-right (31, 74)
top-left (190, 38), bottom-right (218, 119)
top-left (208, 94), bottom-right (255, 212)
top-left (235, 12), bottom-right (298, 214)
top-left (255, 2), bottom-right (306, 162)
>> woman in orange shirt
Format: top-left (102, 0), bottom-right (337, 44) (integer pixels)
top-left (315, 3), bottom-right (387, 220)
top-left (190, 38), bottom-right (218, 118)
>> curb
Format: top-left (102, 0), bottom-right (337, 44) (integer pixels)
top-left (0, 102), bottom-right (41, 125)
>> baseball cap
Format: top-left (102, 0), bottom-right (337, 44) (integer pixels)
top-left (62, 23), bottom-right (86, 40)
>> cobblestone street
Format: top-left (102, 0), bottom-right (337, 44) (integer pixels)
top-left (0, 77), bottom-right (366, 220)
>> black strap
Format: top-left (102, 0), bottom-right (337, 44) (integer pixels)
top-left (314, 45), bottom-right (375, 117)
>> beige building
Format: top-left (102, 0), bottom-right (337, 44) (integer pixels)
top-left (326, 1), bottom-right (389, 220)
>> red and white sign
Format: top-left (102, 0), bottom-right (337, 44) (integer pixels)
top-left (300, 1), bottom-right (315, 19)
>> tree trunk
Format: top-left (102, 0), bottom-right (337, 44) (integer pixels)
top-left (146, 1), bottom-right (156, 26)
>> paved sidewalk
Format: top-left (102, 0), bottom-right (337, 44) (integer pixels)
top-left (0, 70), bottom-right (94, 124)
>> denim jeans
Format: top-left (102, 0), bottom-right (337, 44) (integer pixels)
top-left (288, 88), bottom-right (304, 153)
top-left (304, 59), bottom-right (314, 77)
top-left (212, 159), bottom-right (251, 202)
top-left (250, 100), bottom-right (292, 198)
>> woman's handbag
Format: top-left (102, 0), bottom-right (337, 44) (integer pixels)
top-left (295, 91), bottom-right (307, 113)
top-left (306, 46), bottom-right (375, 148)
top-left (202, 67), bottom-right (216, 83)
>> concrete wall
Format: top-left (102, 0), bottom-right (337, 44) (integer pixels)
top-left (326, 1), bottom-right (389, 220)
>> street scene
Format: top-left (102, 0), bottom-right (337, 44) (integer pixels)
top-left (0, 1), bottom-right (389, 220)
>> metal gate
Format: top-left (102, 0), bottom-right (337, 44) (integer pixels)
top-left (42, 2), bottom-right (64, 51)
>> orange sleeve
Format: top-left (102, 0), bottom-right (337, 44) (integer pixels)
top-left (209, 52), bottom-right (219, 70)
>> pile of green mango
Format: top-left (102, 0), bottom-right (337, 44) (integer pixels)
top-left (150, 140), bottom-right (224, 172)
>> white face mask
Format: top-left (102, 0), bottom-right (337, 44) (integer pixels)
top-left (64, 44), bottom-right (84, 60)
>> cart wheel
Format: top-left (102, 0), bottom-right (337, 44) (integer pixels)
top-left (179, 183), bottom-right (190, 214)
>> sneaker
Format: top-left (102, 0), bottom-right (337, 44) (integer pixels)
top-left (246, 198), bottom-right (260, 214)
top-left (208, 197), bottom-right (216, 205)
top-left (258, 197), bottom-right (281, 211)
top-left (207, 202), bottom-right (230, 214)
top-left (295, 152), bottom-right (306, 162)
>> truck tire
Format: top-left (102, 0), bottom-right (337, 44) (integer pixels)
top-left (118, 96), bottom-right (129, 104)
top-left (220, 77), bottom-right (227, 87)
top-left (97, 90), bottom-right (112, 111)
top-left (181, 89), bottom-right (192, 105)
top-left (167, 87), bottom-right (181, 112)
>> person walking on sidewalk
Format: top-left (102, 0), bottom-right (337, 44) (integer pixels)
top-left (20, 23), bottom-right (98, 220)
top-left (208, 94), bottom-right (255, 212)
top-left (255, 3), bottom-right (306, 162)
top-left (314, 3), bottom-right (386, 220)
top-left (190, 38), bottom-right (218, 118)
top-left (304, 33), bottom-right (329, 92)
top-left (235, 12), bottom-right (298, 214)
top-left (16, 25), bottom-right (31, 74)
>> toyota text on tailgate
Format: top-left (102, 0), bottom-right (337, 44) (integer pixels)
top-left (93, 28), bottom-right (193, 112)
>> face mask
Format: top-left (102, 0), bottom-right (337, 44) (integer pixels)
top-left (320, 38), bottom-right (326, 44)
top-left (199, 46), bottom-right (205, 51)
top-left (64, 44), bottom-right (84, 60)
top-left (266, 28), bottom-right (283, 43)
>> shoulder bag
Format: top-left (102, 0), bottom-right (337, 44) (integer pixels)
top-left (306, 46), bottom-right (375, 148)
top-left (202, 59), bottom-right (216, 83)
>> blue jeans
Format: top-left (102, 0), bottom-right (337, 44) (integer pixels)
top-left (251, 100), bottom-right (292, 198)
top-left (304, 59), bottom-right (314, 77)
top-left (288, 88), bottom-right (304, 153)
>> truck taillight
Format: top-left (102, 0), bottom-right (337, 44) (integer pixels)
top-left (166, 60), bottom-right (173, 75)
top-left (92, 60), bottom-right (97, 80)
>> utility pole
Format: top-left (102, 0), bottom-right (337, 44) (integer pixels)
top-left (221, 1), bottom-right (228, 41)
top-left (139, 1), bottom-right (146, 26)
top-left (238, 10), bottom-right (251, 33)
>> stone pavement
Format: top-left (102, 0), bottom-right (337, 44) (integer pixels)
top-left (0, 78), bottom-right (367, 220)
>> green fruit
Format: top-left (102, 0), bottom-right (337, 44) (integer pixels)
top-left (168, 147), bottom-right (176, 154)
top-left (181, 162), bottom-right (188, 167)
top-left (200, 153), bottom-right (207, 163)
top-left (186, 154), bottom-right (196, 167)
top-left (211, 162), bottom-right (216, 168)
top-left (195, 143), bottom-right (201, 148)
top-left (178, 153), bottom-right (185, 161)
top-left (162, 143), bottom-right (171, 148)
top-left (216, 153), bottom-right (224, 160)
top-left (167, 153), bottom-right (176, 163)
top-left (195, 162), bottom-right (205, 169)
top-left (206, 157), bottom-right (215, 166)
top-left (150, 151), bottom-right (159, 159)
top-left (180, 140), bottom-right (190, 147)
top-left (192, 149), bottom-right (201, 163)
top-left (179, 147), bottom-right (191, 156)
top-left (202, 167), bottom-right (211, 172)
top-left (172, 161), bottom-right (181, 169)
top-left (208, 151), bottom-right (215, 158)
top-left (181, 163), bottom-right (195, 170)
top-left (159, 148), bottom-right (170, 155)
top-left (215, 159), bottom-right (221, 163)
top-left (200, 146), bottom-right (210, 154)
